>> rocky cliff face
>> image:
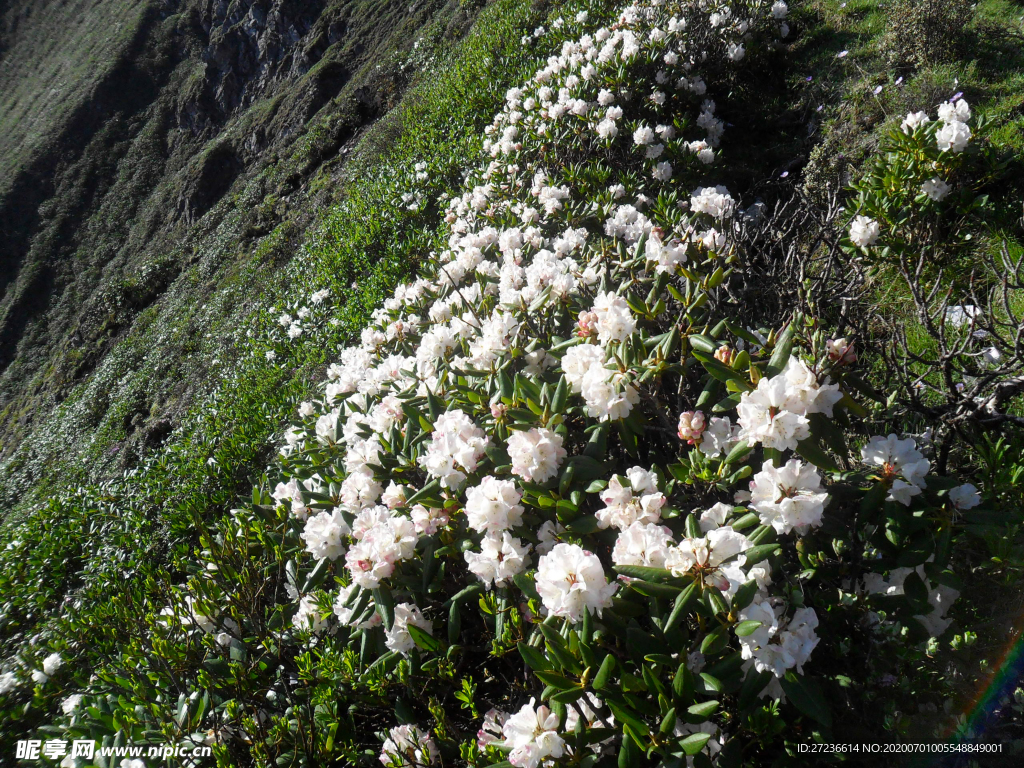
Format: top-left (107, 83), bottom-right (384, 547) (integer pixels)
top-left (0, 0), bottom-right (463, 497)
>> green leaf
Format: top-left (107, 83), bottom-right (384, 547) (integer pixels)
top-left (687, 700), bottom-right (720, 718)
top-left (614, 565), bottom-right (682, 583)
top-left (591, 653), bottom-right (618, 692)
top-left (518, 642), bottom-right (552, 672)
top-left (373, 587), bottom-right (395, 630)
top-left (664, 582), bottom-right (700, 634)
top-left (734, 620), bottom-right (762, 637)
top-left (301, 558), bottom-right (332, 593)
top-left (693, 350), bottom-right (752, 390)
top-left (534, 670), bottom-right (576, 690)
top-left (408, 624), bottom-right (441, 653)
top-left (679, 732), bottom-right (712, 755)
top-left (795, 436), bottom-right (839, 472)
top-left (741, 543), bottom-right (780, 566)
top-left (700, 625), bottom-right (729, 655)
top-left (766, 320), bottom-right (796, 377)
top-left (780, 674), bottom-right (832, 727)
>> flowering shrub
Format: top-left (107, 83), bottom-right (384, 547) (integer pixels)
top-left (7, 0), bottom-right (1022, 765)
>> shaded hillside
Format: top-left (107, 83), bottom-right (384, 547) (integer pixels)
top-left (0, 0), bottom-right (477, 503)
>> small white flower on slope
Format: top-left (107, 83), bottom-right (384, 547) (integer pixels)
top-left (860, 434), bottom-right (930, 505)
top-left (591, 292), bottom-right (636, 344)
top-left (612, 521), bottom-right (675, 568)
top-left (507, 428), bottom-right (567, 483)
top-left (664, 526), bottom-right (753, 590)
top-left (502, 698), bottom-right (566, 768)
top-left (690, 185), bottom-right (735, 219)
top-left (737, 357), bottom-right (841, 451)
top-left (418, 409), bottom-right (490, 489)
top-left (737, 600), bottom-right (820, 678)
top-left (535, 543), bottom-right (617, 623)
top-left (293, 594), bottom-right (330, 633)
top-left (597, 467), bottom-right (666, 530)
top-left (750, 459), bottom-right (829, 535)
top-left (772, 0), bottom-right (789, 18)
top-left (727, 42), bottom-right (745, 61)
top-left (380, 724), bottom-right (439, 767)
top-left (301, 510), bottom-right (351, 561)
top-left (849, 215), bottom-right (880, 247)
top-left (901, 111), bottom-right (930, 133)
top-left (31, 652), bottom-right (63, 684)
top-left (949, 483), bottom-right (981, 510)
top-left (580, 365), bottom-right (640, 421)
top-left (465, 531), bottom-right (531, 588)
top-left (385, 603), bottom-right (432, 655)
top-left (938, 98), bottom-right (970, 124)
top-left (936, 120), bottom-right (971, 153)
top-left (562, 343), bottom-right (605, 393)
top-left (921, 177), bottom-right (951, 202)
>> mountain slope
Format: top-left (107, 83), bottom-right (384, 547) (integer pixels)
top-left (0, 0), bottom-right (476, 505)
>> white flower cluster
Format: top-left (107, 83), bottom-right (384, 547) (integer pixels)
top-left (737, 356), bottom-right (843, 452)
top-left (379, 724), bottom-right (440, 767)
top-left (860, 433), bottom-right (930, 506)
top-left (737, 600), bottom-right (819, 691)
top-left (500, 698), bottom-right (566, 768)
top-left (862, 564), bottom-right (960, 638)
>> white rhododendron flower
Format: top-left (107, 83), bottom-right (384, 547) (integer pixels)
top-left (31, 653), bottom-right (63, 684)
top-left (465, 531), bottom-right (531, 588)
top-left (949, 483), bottom-right (981, 510)
top-left (301, 510), bottom-right (351, 561)
top-left (737, 357), bottom-right (842, 451)
top-left (665, 525), bottom-right (754, 592)
top-left (590, 291), bottom-right (636, 344)
top-left (738, 600), bottom-right (820, 677)
top-left (507, 428), bottom-right (567, 483)
top-left (465, 476), bottom-right (524, 532)
top-left (901, 111), bottom-right (930, 132)
top-left (936, 119), bottom-right (971, 153)
top-left (418, 409), bottom-right (490, 488)
top-left (380, 724), bottom-right (439, 767)
top-left (597, 467), bottom-right (665, 529)
top-left (860, 434), bottom-right (930, 505)
top-left (535, 543), bottom-right (617, 622)
top-left (749, 459), bottom-right (829, 534)
top-left (921, 177), bottom-right (951, 202)
top-left (385, 603), bottom-right (432, 654)
top-left (612, 521), bottom-right (675, 568)
top-left (502, 699), bottom-right (565, 768)
top-left (690, 185), bottom-right (735, 219)
top-left (562, 343), bottom-right (606, 392)
top-left (848, 215), bottom-right (880, 247)
top-left (580, 365), bottom-right (640, 421)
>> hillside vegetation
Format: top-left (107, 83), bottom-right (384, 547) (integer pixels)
top-left (0, 0), bottom-right (1023, 766)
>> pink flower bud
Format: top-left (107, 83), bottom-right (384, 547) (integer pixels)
top-left (576, 310), bottom-right (599, 338)
top-left (677, 410), bottom-right (707, 443)
top-left (714, 345), bottom-right (734, 365)
top-left (826, 337), bottom-right (857, 364)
